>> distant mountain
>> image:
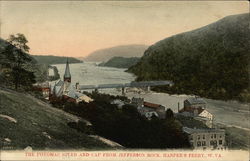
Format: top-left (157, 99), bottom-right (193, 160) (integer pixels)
top-left (99, 57), bottom-right (140, 68)
top-left (128, 13), bottom-right (250, 102)
top-left (32, 55), bottom-right (83, 65)
top-left (84, 44), bottom-right (148, 62)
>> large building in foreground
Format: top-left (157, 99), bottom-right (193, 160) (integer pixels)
top-left (183, 127), bottom-right (226, 150)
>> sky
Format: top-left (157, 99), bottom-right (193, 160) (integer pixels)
top-left (0, 1), bottom-right (248, 57)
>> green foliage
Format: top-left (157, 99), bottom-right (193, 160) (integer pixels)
top-left (59, 92), bottom-right (190, 149)
top-left (128, 13), bottom-right (250, 102)
top-left (99, 57), bottom-right (140, 68)
top-left (166, 108), bottom-right (174, 119)
top-left (0, 34), bottom-right (37, 90)
top-left (32, 55), bottom-right (82, 65)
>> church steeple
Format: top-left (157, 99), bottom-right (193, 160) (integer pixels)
top-left (64, 58), bottom-right (71, 83)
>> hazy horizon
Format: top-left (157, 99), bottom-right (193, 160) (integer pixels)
top-left (0, 1), bottom-right (248, 57)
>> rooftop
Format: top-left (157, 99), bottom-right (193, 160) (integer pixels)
top-left (143, 101), bottom-right (162, 109)
top-left (64, 59), bottom-right (71, 78)
top-left (183, 127), bottom-right (225, 134)
top-left (186, 97), bottom-right (206, 105)
top-left (179, 106), bottom-right (205, 114)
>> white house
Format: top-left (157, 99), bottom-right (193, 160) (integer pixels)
top-left (111, 99), bottom-right (125, 109)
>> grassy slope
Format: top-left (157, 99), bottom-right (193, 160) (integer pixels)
top-left (0, 89), bottom-right (111, 150)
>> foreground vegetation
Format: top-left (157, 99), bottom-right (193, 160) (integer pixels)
top-left (128, 13), bottom-right (250, 102)
top-left (0, 34), bottom-right (49, 90)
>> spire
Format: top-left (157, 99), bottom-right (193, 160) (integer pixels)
top-left (64, 58), bottom-right (71, 82)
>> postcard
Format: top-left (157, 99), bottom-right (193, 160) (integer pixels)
top-left (0, 1), bottom-right (249, 161)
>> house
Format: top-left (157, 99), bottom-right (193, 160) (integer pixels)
top-left (179, 97), bottom-right (213, 127)
top-left (111, 99), bottom-right (125, 109)
top-left (131, 97), bottom-right (144, 107)
top-left (184, 97), bottom-right (206, 109)
top-left (183, 127), bottom-right (226, 150)
top-left (142, 101), bottom-right (166, 119)
top-left (63, 90), bottom-right (93, 103)
top-left (144, 111), bottom-right (159, 120)
top-left (131, 97), bottom-right (166, 119)
top-left (194, 116), bottom-right (213, 128)
top-left (33, 81), bottom-right (50, 99)
top-left (179, 106), bottom-right (213, 120)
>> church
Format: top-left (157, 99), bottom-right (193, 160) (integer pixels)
top-left (49, 59), bottom-right (93, 103)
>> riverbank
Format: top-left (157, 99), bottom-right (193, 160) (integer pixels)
top-left (125, 91), bottom-right (249, 130)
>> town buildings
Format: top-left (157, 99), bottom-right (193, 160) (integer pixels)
top-left (179, 97), bottom-right (213, 128)
top-left (131, 97), bottom-right (166, 119)
top-left (183, 127), bottom-right (226, 150)
top-left (33, 81), bottom-right (50, 99)
top-left (111, 99), bottom-right (125, 109)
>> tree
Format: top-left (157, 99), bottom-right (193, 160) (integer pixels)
top-left (6, 33), bottom-right (35, 90)
top-left (166, 108), bottom-right (174, 119)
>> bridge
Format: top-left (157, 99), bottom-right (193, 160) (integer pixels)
top-left (78, 80), bottom-right (173, 95)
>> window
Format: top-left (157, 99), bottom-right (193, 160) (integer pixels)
top-left (210, 141), bottom-right (214, 146)
top-left (211, 135), bottom-right (213, 139)
top-left (220, 135), bottom-right (222, 138)
top-left (197, 135), bottom-right (200, 140)
top-left (190, 136), bottom-right (193, 140)
top-left (202, 141), bottom-right (206, 146)
top-left (214, 134), bottom-right (216, 138)
top-left (214, 140), bottom-right (217, 146)
top-left (219, 140), bottom-right (222, 145)
top-left (203, 135), bottom-right (205, 139)
top-left (197, 141), bottom-right (201, 147)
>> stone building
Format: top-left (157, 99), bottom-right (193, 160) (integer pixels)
top-left (183, 127), bottom-right (226, 150)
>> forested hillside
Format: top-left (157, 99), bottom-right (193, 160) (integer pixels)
top-left (99, 57), bottom-right (140, 68)
top-left (32, 55), bottom-right (82, 65)
top-left (128, 13), bottom-right (250, 102)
